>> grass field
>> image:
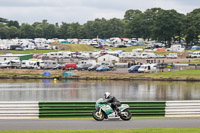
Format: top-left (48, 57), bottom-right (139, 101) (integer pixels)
top-left (1, 69), bottom-right (200, 80)
top-left (145, 69), bottom-right (200, 79)
top-left (0, 128), bottom-right (199, 133)
top-left (180, 59), bottom-right (200, 64)
top-left (8, 50), bottom-right (59, 54)
top-left (3, 43), bottom-right (197, 55)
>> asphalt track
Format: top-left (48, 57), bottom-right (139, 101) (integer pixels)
top-left (0, 118), bottom-right (200, 131)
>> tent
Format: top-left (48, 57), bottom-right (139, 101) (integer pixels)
top-left (63, 72), bottom-right (75, 78)
top-left (42, 72), bottom-right (51, 77)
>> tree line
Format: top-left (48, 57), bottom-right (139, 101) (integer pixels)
top-left (0, 8), bottom-right (200, 46)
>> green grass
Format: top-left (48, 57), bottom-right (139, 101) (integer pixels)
top-left (51, 43), bottom-right (98, 52)
top-left (0, 129), bottom-right (199, 133)
top-left (107, 46), bottom-right (145, 52)
top-left (180, 59), bottom-right (200, 64)
top-left (8, 50), bottom-right (59, 54)
top-left (145, 69), bottom-right (200, 79)
top-left (0, 73), bottom-right (60, 77)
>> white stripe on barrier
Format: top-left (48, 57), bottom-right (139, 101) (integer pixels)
top-left (165, 101), bottom-right (200, 117)
top-left (0, 117), bottom-right (39, 119)
top-left (0, 101), bottom-right (39, 119)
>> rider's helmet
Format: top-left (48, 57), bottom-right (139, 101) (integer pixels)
top-left (104, 92), bottom-right (110, 99)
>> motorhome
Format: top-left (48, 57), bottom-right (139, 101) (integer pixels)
top-left (166, 53), bottom-right (178, 59)
top-left (187, 51), bottom-right (200, 58)
top-left (43, 60), bottom-right (60, 69)
top-left (78, 60), bottom-right (96, 66)
top-left (138, 53), bottom-right (156, 59)
top-left (0, 60), bottom-right (20, 68)
top-left (138, 64), bottom-right (157, 73)
top-left (0, 61), bottom-right (11, 68)
top-left (21, 59), bottom-right (44, 69)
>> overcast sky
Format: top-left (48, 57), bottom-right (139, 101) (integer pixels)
top-left (0, 0), bottom-right (199, 25)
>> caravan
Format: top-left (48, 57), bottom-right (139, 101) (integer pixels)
top-left (21, 59), bottom-right (45, 69)
top-left (138, 64), bottom-right (157, 73)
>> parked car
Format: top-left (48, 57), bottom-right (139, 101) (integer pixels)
top-left (117, 45), bottom-right (127, 48)
top-left (77, 64), bottom-right (92, 71)
top-left (62, 63), bottom-right (77, 70)
top-left (128, 65), bottom-right (140, 73)
top-left (96, 65), bottom-right (110, 72)
top-left (88, 64), bottom-right (100, 71)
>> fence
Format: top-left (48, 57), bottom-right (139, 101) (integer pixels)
top-left (165, 101), bottom-right (200, 117)
top-left (39, 101), bottom-right (166, 118)
top-left (0, 101), bottom-right (39, 119)
top-left (0, 101), bottom-right (199, 119)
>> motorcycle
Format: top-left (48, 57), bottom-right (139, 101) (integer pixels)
top-left (92, 98), bottom-right (132, 121)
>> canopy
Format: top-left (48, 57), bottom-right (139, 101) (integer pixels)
top-left (42, 72), bottom-right (51, 77)
top-left (63, 72), bottom-right (75, 78)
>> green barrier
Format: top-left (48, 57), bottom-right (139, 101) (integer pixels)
top-left (39, 101), bottom-right (166, 118)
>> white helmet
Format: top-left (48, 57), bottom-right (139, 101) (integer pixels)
top-left (104, 92), bottom-right (110, 99)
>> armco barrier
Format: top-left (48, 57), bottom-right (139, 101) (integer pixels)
top-left (39, 102), bottom-right (95, 118)
top-left (1, 101), bottom-right (200, 119)
top-left (39, 101), bottom-right (166, 118)
top-left (0, 101), bottom-right (39, 119)
top-left (165, 101), bottom-right (200, 117)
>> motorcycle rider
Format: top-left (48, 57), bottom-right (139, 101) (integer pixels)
top-left (102, 92), bottom-right (121, 116)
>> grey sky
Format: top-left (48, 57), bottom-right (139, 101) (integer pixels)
top-left (0, 0), bottom-right (199, 24)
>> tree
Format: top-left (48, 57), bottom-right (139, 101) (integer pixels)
top-left (59, 22), bottom-right (68, 39)
top-left (0, 26), bottom-right (9, 39)
top-left (19, 24), bottom-right (35, 38)
top-left (124, 10), bottom-right (143, 38)
top-left (67, 22), bottom-right (81, 38)
top-left (7, 20), bottom-right (20, 28)
top-left (35, 25), bottom-right (44, 38)
top-left (9, 26), bottom-right (19, 38)
top-left (124, 9), bottom-right (143, 20)
top-left (107, 18), bottom-right (125, 38)
top-left (151, 9), bottom-right (184, 47)
top-left (0, 17), bottom-right (8, 24)
top-left (43, 24), bottom-right (57, 39)
top-left (142, 8), bottom-right (163, 40)
top-left (184, 8), bottom-right (200, 44)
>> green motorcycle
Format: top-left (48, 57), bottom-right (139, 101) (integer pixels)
top-left (92, 98), bottom-right (132, 121)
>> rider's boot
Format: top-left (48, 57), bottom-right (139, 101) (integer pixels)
top-left (116, 108), bottom-right (121, 116)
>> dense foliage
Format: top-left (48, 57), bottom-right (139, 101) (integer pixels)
top-left (0, 8), bottom-right (200, 45)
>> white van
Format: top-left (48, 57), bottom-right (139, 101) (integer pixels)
top-left (188, 51), bottom-right (200, 58)
top-left (138, 64), bottom-right (157, 73)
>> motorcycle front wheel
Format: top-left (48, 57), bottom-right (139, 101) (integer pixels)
top-left (92, 110), bottom-right (105, 121)
top-left (120, 109), bottom-right (132, 121)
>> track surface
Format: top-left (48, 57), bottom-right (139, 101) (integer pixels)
top-left (0, 118), bottom-right (200, 131)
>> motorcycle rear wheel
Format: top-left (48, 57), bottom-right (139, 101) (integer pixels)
top-left (120, 109), bottom-right (132, 121)
top-left (92, 110), bottom-right (105, 121)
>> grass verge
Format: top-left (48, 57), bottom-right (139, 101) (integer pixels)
top-left (145, 69), bottom-right (200, 79)
top-left (0, 128), bottom-right (199, 133)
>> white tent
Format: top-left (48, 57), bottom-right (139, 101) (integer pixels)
top-left (97, 54), bottom-right (119, 63)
